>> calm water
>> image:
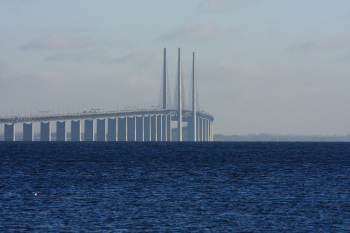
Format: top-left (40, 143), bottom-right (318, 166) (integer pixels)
top-left (1, 142), bottom-right (350, 232)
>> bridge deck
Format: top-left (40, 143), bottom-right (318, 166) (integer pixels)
top-left (0, 109), bottom-right (214, 124)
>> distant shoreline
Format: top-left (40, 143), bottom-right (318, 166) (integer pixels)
top-left (1, 133), bottom-right (350, 142)
top-left (214, 134), bottom-right (350, 142)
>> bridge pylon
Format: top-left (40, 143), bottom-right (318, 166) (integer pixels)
top-left (177, 48), bottom-right (183, 141)
top-left (192, 52), bottom-right (197, 141)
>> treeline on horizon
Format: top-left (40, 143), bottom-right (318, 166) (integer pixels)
top-left (214, 133), bottom-right (350, 142)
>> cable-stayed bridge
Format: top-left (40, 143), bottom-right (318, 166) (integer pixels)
top-left (0, 48), bottom-right (214, 142)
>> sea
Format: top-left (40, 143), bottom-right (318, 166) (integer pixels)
top-left (1, 142), bottom-right (350, 232)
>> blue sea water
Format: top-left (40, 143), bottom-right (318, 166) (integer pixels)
top-left (1, 142), bottom-right (350, 232)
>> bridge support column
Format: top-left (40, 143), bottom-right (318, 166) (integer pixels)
top-left (151, 115), bottom-right (157, 141)
top-left (56, 121), bottom-right (66, 141)
top-left (208, 121), bottom-right (211, 141)
top-left (136, 117), bottom-right (143, 141)
top-left (209, 121), bottom-right (213, 141)
top-left (40, 122), bottom-right (51, 141)
top-left (96, 119), bottom-right (106, 141)
top-left (127, 117), bottom-right (136, 141)
top-left (196, 118), bottom-right (199, 142)
top-left (71, 120), bottom-right (81, 141)
top-left (4, 124), bottom-right (16, 141)
top-left (107, 118), bottom-right (117, 141)
top-left (157, 115), bottom-right (162, 141)
top-left (167, 115), bottom-right (171, 141)
top-left (144, 116), bottom-right (151, 141)
top-left (198, 118), bottom-right (203, 142)
top-left (202, 119), bottom-right (206, 142)
top-left (201, 118), bottom-right (205, 141)
top-left (197, 117), bottom-right (203, 142)
top-left (84, 119), bottom-right (94, 141)
top-left (23, 123), bottom-right (34, 141)
top-left (207, 120), bottom-right (210, 141)
top-left (160, 115), bottom-right (166, 141)
top-left (118, 117), bottom-right (127, 141)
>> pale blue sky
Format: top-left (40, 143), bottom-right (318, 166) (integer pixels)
top-left (1, 0), bottom-right (350, 135)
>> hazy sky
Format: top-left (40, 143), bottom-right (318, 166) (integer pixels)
top-left (1, 0), bottom-right (350, 135)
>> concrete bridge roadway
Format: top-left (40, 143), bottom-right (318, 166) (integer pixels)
top-left (0, 109), bottom-right (214, 142)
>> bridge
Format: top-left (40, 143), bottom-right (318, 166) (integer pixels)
top-left (0, 48), bottom-right (214, 142)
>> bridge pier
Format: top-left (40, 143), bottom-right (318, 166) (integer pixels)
top-left (40, 122), bottom-right (51, 141)
top-left (196, 119), bottom-right (199, 141)
top-left (160, 115), bottom-right (166, 141)
top-left (107, 118), bottom-right (117, 141)
top-left (4, 124), bottom-right (16, 141)
top-left (202, 118), bottom-right (205, 141)
top-left (205, 119), bottom-right (209, 141)
top-left (157, 115), bottom-right (162, 141)
top-left (202, 119), bottom-right (205, 141)
top-left (198, 118), bottom-right (202, 141)
top-left (96, 119), bottom-right (106, 141)
top-left (167, 115), bottom-right (171, 141)
top-left (23, 123), bottom-right (34, 141)
top-left (71, 120), bottom-right (81, 141)
top-left (209, 121), bottom-right (213, 141)
top-left (56, 121), bottom-right (66, 141)
top-left (206, 120), bottom-right (210, 142)
top-left (118, 117), bottom-right (127, 141)
top-left (207, 120), bottom-right (210, 142)
top-left (202, 119), bottom-right (206, 142)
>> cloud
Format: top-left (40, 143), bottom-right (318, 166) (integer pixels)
top-left (20, 34), bottom-right (134, 63)
top-left (20, 34), bottom-right (91, 50)
top-left (0, 60), bottom-right (9, 75)
top-left (198, 0), bottom-right (258, 13)
top-left (109, 39), bottom-right (133, 49)
top-left (289, 36), bottom-right (350, 53)
top-left (110, 51), bottom-right (150, 63)
top-left (159, 22), bottom-right (236, 42)
top-left (109, 50), bottom-right (162, 68)
top-left (45, 49), bottom-right (109, 62)
top-left (20, 34), bottom-right (132, 51)
top-left (340, 53), bottom-right (350, 61)
top-left (0, 69), bottom-right (66, 92)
